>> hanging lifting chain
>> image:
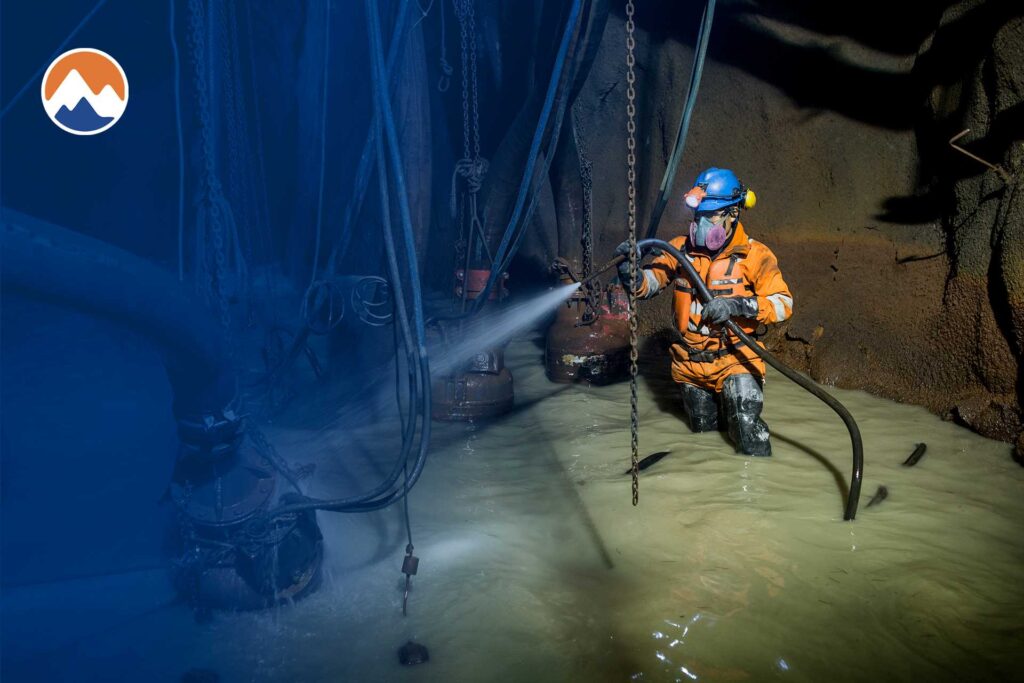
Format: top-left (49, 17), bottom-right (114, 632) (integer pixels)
top-left (573, 104), bottom-right (594, 281)
top-left (186, 0), bottom-right (232, 337)
top-left (456, 0), bottom-right (472, 163)
top-left (451, 0), bottom-right (488, 284)
top-left (625, 0), bottom-right (639, 506)
top-left (570, 104), bottom-right (599, 325)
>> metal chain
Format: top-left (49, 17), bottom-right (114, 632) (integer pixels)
top-left (451, 0), bottom-right (487, 282)
top-left (625, 0), bottom-right (639, 507)
top-left (572, 104), bottom-right (594, 279)
top-left (173, 481), bottom-right (205, 614)
top-left (223, 0), bottom-right (256, 311)
top-left (454, 190), bottom-right (467, 266)
top-left (186, 0), bottom-right (232, 335)
top-left (466, 0), bottom-right (480, 162)
top-left (217, 0), bottom-right (241, 244)
top-left (249, 424), bottom-right (305, 494)
top-left (455, 0), bottom-right (471, 161)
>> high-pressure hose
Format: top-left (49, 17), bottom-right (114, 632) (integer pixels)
top-left (585, 243), bottom-right (864, 521)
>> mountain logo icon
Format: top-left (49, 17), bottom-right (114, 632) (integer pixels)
top-left (41, 48), bottom-right (128, 135)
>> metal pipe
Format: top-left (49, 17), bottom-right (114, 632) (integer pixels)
top-left (1, 208), bottom-right (235, 420)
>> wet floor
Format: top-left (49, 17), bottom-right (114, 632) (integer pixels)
top-left (15, 334), bottom-right (1024, 682)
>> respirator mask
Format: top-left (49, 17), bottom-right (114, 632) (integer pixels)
top-left (689, 213), bottom-right (730, 250)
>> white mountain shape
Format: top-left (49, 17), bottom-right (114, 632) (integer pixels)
top-left (44, 68), bottom-right (126, 119)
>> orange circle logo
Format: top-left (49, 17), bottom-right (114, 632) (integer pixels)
top-left (41, 48), bottom-right (128, 135)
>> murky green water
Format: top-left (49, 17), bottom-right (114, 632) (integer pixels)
top-left (35, 335), bottom-right (1024, 682)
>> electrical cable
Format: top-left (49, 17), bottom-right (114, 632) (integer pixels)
top-left (171, 0), bottom-right (186, 282)
top-left (309, 0), bottom-right (333, 290)
top-left (261, 0), bottom-right (412, 397)
top-left (0, 0), bottom-right (110, 119)
top-left (424, 0), bottom-right (585, 327)
top-left (331, 0), bottom-right (413, 269)
top-left (644, 0), bottom-right (716, 240)
top-left (263, 0), bottom-right (432, 518)
top-left (467, 0), bottom-right (584, 310)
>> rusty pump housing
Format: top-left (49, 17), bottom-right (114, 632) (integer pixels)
top-left (545, 259), bottom-right (631, 384)
top-left (431, 268), bottom-right (515, 421)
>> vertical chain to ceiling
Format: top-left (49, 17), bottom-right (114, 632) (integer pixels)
top-left (572, 104), bottom-right (594, 279)
top-left (451, 0), bottom-right (488, 279)
top-left (186, 0), bottom-right (233, 338)
top-left (625, 0), bottom-right (639, 506)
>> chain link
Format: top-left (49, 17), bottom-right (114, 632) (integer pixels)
top-left (625, 0), bottom-right (639, 507)
top-left (248, 423), bottom-right (306, 494)
top-left (572, 104), bottom-right (594, 279)
top-left (222, 0), bottom-right (255, 314)
top-left (451, 0), bottom-right (487, 282)
top-left (466, 1), bottom-right (481, 162)
top-left (455, 0), bottom-right (471, 162)
top-left (186, 0), bottom-right (233, 336)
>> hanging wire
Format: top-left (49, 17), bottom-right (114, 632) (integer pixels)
top-left (310, 0), bottom-right (333, 290)
top-left (263, 0), bottom-right (433, 519)
top-left (413, 0), bottom-right (435, 28)
top-left (170, 0), bottom-right (186, 281)
top-left (433, 0), bottom-right (583, 317)
top-left (241, 1), bottom-right (279, 312)
top-left (0, 0), bottom-right (109, 119)
top-left (324, 0), bottom-right (413, 270)
top-left (437, 0), bottom-right (452, 91)
top-left (644, 0), bottom-right (716, 240)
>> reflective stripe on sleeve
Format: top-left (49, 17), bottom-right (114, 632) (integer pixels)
top-left (767, 293), bottom-right (793, 321)
top-left (642, 269), bottom-right (661, 298)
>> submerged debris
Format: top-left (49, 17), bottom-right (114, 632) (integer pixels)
top-left (902, 443), bottom-right (927, 467)
top-left (398, 640), bottom-right (430, 666)
top-left (866, 485), bottom-right (889, 508)
top-left (622, 451), bottom-right (671, 474)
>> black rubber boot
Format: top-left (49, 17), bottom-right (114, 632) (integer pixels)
top-left (721, 373), bottom-right (771, 456)
top-left (679, 383), bottom-right (719, 432)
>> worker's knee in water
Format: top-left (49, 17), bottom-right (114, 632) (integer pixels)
top-left (721, 374), bottom-right (771, 456)
top-left (727, 414), bottom-right (772, 456)
top-left (721, 373), bottom-right (764, 414)
top-left (679, 383), bottom-right (718, 432)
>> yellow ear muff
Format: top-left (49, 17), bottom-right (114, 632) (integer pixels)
top-left (742, 188), bottom-right (757, 209)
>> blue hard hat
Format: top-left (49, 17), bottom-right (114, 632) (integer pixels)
top-left (690, 167), bottom-right (747, 212)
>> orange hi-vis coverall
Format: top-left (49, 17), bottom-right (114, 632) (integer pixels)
top-left (634, 222), bottom-right (793, 392)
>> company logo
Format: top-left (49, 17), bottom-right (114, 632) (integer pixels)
top-left (41, 48), bottom-right (128, 135)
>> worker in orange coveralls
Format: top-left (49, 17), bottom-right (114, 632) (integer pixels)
top-left (616, 168), bottom-right (793, 456)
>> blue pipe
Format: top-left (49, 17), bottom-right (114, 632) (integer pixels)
top-left (1, 209), bottom-right (235, 421)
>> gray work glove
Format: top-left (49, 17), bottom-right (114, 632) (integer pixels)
top-left (615, 240), bottom-right (644, 292)
top-left (702, 296), bottom-right (759, 324)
